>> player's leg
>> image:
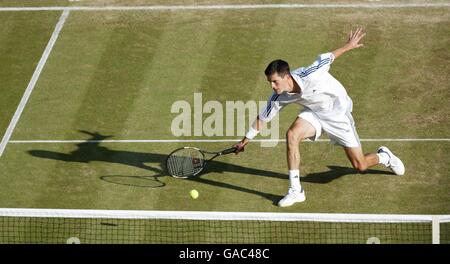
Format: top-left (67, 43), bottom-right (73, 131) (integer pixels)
top-left (343, 146), bottom-right (380, 172)
top-left (328, 103), bottom-right (405, 175)
top-left (278, 116), bottom-right (318, 207)
top-left (343, 146), bottom-right (405, 175)
top-left (286, 117), bottom-right (316, 170)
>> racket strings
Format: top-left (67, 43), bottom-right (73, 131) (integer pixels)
top-left (167, 148), bottom-right (205, 178)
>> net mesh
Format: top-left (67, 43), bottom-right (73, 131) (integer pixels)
top-left (441, 222), bottom-right (450, 244)
top-left (166, 148), bottom-right (205, 178)
top-left (0, 210), bottom-right (447, 244)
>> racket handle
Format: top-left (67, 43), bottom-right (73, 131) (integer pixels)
top-left (221, 147), bottom-right (238, 155)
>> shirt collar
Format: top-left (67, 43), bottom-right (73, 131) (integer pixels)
top-left (290, 73), bottom-right (303, 95)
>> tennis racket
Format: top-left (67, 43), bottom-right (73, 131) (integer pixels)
top-left (166, 146), bottom-right (237, 178)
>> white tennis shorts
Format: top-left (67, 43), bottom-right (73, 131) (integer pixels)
top-left (298, 103), bottom-right (361, 148)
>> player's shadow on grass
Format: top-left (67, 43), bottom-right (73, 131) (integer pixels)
top-left (27, 131), bottom-right (392, 204)
top-left (301, 166), bottom-right (394, 184)
top-left (26, 131), bottom-right (286, 202)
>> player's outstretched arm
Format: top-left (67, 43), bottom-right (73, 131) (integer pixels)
top-left (233, 117), bottom-right (264, 154)
top-left (332, 27), bottom-right (366, 60)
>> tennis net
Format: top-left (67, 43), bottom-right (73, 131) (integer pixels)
top-left (0, 208), bottom-right (449, 244)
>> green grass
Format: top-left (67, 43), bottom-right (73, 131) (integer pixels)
top-left (0, 3), bottom-right (449, 243)
top-left (8, 8), bottom-right (450, 140)
top-left (0, 12), bottom-right (60, 139)
top-left (1, 0), bottom-right (448, 7)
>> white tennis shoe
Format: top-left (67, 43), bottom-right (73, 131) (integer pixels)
top-left (278, 187), bottom-right (306, 207)
top-left (377, 146), bottom-right (405, 175)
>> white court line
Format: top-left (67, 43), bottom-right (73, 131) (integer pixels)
top-left (0, 3), bottom-right (449, 12)
top-left (8, 138), bottom-right (450, 144)
top-left (0, 208), bottom-right (442, 222)
top-left (0, 10), bottom-right (70, 157)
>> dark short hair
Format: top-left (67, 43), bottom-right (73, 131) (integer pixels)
top-left (264, 59), bottom-right (290, 77)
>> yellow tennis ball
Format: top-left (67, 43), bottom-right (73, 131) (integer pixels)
top-left (190, 189), bottom-right (199, 199)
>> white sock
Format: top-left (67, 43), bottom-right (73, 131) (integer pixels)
top-left (289, 170), bottom-right (302, 192)
top-left (377, 153), bottom-right (390, 166)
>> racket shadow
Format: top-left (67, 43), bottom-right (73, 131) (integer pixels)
top-left (99, 175), bottom-right (166, 188)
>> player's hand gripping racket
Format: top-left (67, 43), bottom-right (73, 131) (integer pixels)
top-left (166, 147), bottom-right (237, 178)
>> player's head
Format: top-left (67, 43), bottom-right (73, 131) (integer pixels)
top-left (265, 59), bottom-right (292, 94)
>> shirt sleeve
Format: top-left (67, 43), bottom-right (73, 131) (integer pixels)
top-left (298, 52), bottom-right (335, 78)
top-left (258, 92), bottom-right (283, 122)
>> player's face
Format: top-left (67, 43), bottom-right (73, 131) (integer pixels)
top-left (267, 73), bottom-right (290, 95)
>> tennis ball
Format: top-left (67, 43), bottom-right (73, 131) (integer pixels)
top-left (190, 189), bottom-right (199, 199)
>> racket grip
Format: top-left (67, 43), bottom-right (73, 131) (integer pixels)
top-left (221, 147), bottom-right (238, 155)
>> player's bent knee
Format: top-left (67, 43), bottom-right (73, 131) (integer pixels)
top-left (286, 129), bottom-right (301, 145)
top-left (352, 161), bottom-right (368, 173)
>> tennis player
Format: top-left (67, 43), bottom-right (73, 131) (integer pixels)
top-left (234, 28), bottom-right (405, 207)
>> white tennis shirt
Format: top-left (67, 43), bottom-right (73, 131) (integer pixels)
top-left (259, 52), bottom-right (353, 122)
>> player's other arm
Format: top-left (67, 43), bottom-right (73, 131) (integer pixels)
top-left (233, 117), bottom-right (264, 154)
top-left (332, 27), bottom-right (366, 60)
